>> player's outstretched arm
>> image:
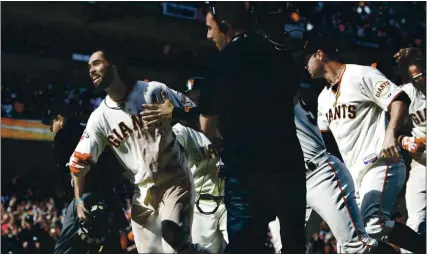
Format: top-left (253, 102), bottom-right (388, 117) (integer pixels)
top-left (69, 115), bottom-right (107, 221)
top-left (72, 173), bottom-right (90, 221)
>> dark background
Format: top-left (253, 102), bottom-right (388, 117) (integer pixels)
top-left (1, 2), bottom-right (425, 253)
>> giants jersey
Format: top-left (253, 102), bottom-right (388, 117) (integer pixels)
top-left (294, 99), bottom-right (327, 173)
top-left (172, 123), bottom-right (222, 195)
top-left (402, 83), bottom-right (426, 138)
top-left (317, 64), bottom-right (403, 186)
top-left (69, 81), bottom-right (195, 186)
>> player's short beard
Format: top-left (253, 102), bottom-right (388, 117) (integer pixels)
top-left (96, 65), bottom-right (115, 90)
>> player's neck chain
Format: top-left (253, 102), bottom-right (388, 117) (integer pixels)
top-left (332, 65), bottom-right (346, 107)
top-left (332, 66), bottom-right (345, 86)
top-left (104, 83), bottom-right (135, 110)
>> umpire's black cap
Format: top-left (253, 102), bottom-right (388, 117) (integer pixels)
top-left (303, 33), bottom-right (340, 60)
top-left (41, 102), bottom-right (79, 125)
top-left (185, 77), bottom-right (205, 93)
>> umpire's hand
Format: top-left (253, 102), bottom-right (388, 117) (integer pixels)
top-left (76, 200), bottom-right (91, 222)
top-left (141, 90), bottom-right (173, 128)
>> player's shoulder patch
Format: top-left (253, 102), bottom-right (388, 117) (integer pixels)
top-left (80, 130), bottom-right (90, 141)
top-left (373, 80), bottom-right (391, 98)
top-left (177, 91), bottom-right (195, 108)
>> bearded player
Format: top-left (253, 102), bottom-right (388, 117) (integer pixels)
top-left (138, 21), bottom-right (394, 254)
top-left (68, 49), bottom-right (200, 253)
top-left (394, 47), bottom-right (426, 239)
top-left (304, 34), bottom-right (425, 254)
top-left (172, 77), bottom-right (228, 253)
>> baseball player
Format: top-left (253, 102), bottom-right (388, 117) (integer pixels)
top-left (69, 49), bottom-right (199, 253)
top-left (41, 102), bottom-right (128, 254)
top-left (142, 5), bottom-right (307, 252)
top-left (172, 77), bottom-right (228, 253)
top-left (394, 47), bottom-right (426, 238)
top-left (304, 35), bottom-right (425, 253)
top-left (268, 92), bottom-right (397, 253)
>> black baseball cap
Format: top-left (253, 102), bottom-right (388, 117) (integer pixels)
top-left (303, 33), bottom-right (340, 60)
top-left (185, 77), bottom-right (205, 93)
top-left (41, 102), bottom-right (79, 125)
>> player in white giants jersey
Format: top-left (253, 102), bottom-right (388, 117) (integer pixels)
top-left (268, 92), bottom-right (397, 253)
top-left (172, 77), bottom-right (228, 253)
top-left (394, 47), bottom-right (426, 238)
top-left (68, 50), bottom-right (199, 253)
top-left (304, 35), bottom-right (425, 254)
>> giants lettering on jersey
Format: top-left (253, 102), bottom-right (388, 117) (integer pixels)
top-left (107, 114), bottom-right (144, 148)
top-left (411, 108), bottom-right (426, 125)
top-left (327, 104), bottom-right (356, 123)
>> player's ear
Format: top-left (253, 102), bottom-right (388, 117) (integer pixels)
top-left (57, 115), bottom-right (65, 127)
top-left (316, 50), bottom-right (324, 59)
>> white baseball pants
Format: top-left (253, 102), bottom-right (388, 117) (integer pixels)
top-left (405, 156), bottom-right (426, 235)
top-left (191, 199), bottom-right (228, 253)
top-left (130, 169), bottom-right (195, 253)
top-left (357, 160), bottom-right (406, 240)
top-left (269, 155), bottom-right (378, 253)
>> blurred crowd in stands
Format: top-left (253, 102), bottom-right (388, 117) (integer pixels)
top-left (291, 1), bottom-right (425, 48)
top-left (1, 74), bottom-right (105, 121)
top-left (2, 2), bottom-right (425, 121)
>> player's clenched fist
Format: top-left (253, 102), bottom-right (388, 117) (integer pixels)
top-left (381, 130), bottom-right (401, 160)
top-left (399, 136), bottom-right (426, 153)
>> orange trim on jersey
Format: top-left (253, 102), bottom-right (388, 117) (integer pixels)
top-left (378, 163), bottom-right (390, 228)
top-left (109, 83), bottom-right (137, 103)
top-left (320, 129), bottom-right (329, 133)
top-left (386, 90), bottom-right (403, 112)
top-left (69, 162), bottom-right (81, 173)
top-left (328, 162), bottom-right (374, 248)
top-left (331, 64), bottom-right (347, 95)
top-left (73, 152), bottom-right (96, 165)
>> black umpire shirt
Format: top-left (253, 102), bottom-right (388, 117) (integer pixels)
top-left (53, 119), bottom-right (125, 194)
top-left (199, 33), bottom-right (302, 175)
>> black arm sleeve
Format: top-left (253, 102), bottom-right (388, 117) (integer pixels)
top-left (392, 91), bottom-right (411, 106)
top-left (171, 106), bottom-right (201, 130)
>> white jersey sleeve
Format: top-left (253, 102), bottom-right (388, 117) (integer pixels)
top-left (152, 82), bottom-right (196, 109)
top-left (172, 123), bottom-right (189, 155)
top-left (69, 112), bottom-right (107, 176)
top-left (317, 88), bottom-right (330, 132)
top-left (402, 83), bottom-right (426, 138)
top-left (360, 67), bottom-right (403, 111)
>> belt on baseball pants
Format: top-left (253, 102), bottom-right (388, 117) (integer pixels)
top-left (305, 150), bottom-right (329, 173)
